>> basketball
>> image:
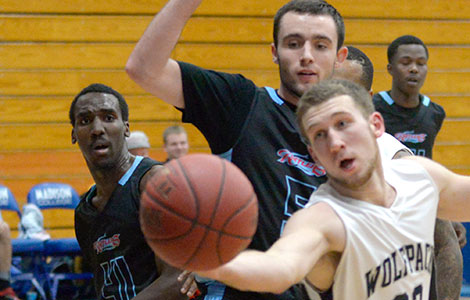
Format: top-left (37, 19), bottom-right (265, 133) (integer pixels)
top-left (140, 153), bottom-right (258, 271)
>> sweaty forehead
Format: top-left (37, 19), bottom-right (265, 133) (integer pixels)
top-left (75, 92), bottom-right (120, 114)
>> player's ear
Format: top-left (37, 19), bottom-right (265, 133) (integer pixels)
top-left (124, 121), bottom-right (130, 138)
top-left (369, 112), bottom-right (385, 138)
top-left (387, 63), bottom-right (393, 75)
top-left (271, 43), bottom-right (279, 65)
top-left (334, 46), bottom-right (348, 69)
top-left (71, 129), bottom-right (77, 144)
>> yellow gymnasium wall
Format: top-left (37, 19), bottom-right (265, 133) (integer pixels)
top-left (0, 0), bottom-right (469, 237)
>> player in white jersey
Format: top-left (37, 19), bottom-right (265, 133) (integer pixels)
top-left (196, 79), bottom-right (470, 300)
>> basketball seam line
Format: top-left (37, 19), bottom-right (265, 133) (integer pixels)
top-left (178, 157), bottom-right (226, 268)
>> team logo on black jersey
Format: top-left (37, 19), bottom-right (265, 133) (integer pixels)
top-left (93, 234), bottom-right (121, 254)
top-left (277, 149), bottom-right (325, 177)
top-left (394, 131), bottom-right (427, 144)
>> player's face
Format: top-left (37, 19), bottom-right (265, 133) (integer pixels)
top-left (388, 44), bottom-right (428, 95)
top-left (272, 12), bottom-right (347, 105)
top-left (71, 92), bottom-right (130, 169)
top-left (165, 132), bottom-right (189, 160)
top-left (303, 95), bottom-right (382, 190)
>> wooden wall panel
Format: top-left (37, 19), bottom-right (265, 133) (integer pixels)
top-left (1, 0), bottom-right (469, 239)
top-left (1, 16), bottom-right (469, 44)
top-left (1, 0), bottom-right (468, 19)
top-left (0, 70), bottom-right (468, 97)
top-left (0, 122), bottom-right (208, 151)
top-left (1, 44), bottom-right (469, 71)
top-left (0, 119), bottom-right (467, 151)
top-left (0, 96), bottom-right (179, 123)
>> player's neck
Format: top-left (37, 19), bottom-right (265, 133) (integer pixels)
top-left (330, 164), bottom-right (396, 208)
top-left (277, 87), bottom-right (299, 106)
top-left (87, 154), bottom-right (135, 202)
top-left (389, 88), bottom-right (420, 108)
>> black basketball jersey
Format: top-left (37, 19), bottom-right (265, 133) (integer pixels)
top-left (75, 156), bottom-right (160, 299)
top-left (179, 62), bottom-right (327, 300)
top-left (373, 91), bottom-right (446, 159)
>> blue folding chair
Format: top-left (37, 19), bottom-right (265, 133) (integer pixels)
top-left (0, 185), bottom-right (48, 299)
top-left (27, 183), bottom-right (92, 300)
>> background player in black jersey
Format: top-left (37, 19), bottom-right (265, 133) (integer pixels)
top-left (70, 83), bottom-right (196, 300)
top-left (334, 45), bottom-right (465, 300)
top-left (126, 0), bottom-right (347, 299)
top-left (372, 36), bottom-right (465, 300)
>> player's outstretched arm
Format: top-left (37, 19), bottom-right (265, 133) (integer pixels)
top-left (126, 0), bottom-right (203, 108)
top-left (408, 156), bottom-right (470, 221)
top-left (198, 202), bottom-right (345, 294)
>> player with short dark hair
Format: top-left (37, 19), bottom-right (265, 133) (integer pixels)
top-left (333, 45), bottom-right (374, 91)
top-left (387, 35), bottom-right (429, 65)
top-left (373, 35), bottom-right (463, 300)
top-left (126, 0), bottom-right (347, 299)
top-left (71, 83), bottom-right (196, 299)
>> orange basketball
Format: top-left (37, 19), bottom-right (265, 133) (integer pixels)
top-left (140, 153), bottom-right (258, 271)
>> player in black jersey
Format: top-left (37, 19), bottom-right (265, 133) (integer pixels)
top-left (373, 35), bottom-right (464, 300)
top-left (126, 1), bottom-right (347, 299)
top-left (70, 83), bottom-right (196, 300)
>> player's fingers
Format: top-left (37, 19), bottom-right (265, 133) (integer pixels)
top-left (187, 282), bottom-right (199, 298)
top-left (179, 271), bottom-right (195, 293)
top-left (178, 270), bottom-right (191, 282)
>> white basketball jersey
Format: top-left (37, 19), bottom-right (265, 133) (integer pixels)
top-left (306, 159), bottom-right (439, 300)
top-left (378, 132), bottom-right (413, 161)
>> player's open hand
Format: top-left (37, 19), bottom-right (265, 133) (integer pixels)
top-left (178, 270), bottom-right (199, 298)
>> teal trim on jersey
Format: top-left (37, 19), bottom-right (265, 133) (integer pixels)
top-left (118, 156), bottom-right (144, 186)
top-left (380, 91), bottom-right (431, 107)
top-left (218, 149), bottom-right (233, 162)
top-left (264, 87), bottom-right (284, 105)
top-left (85, 185), bottom-right (97, 203)
top-left (204, 281), bottom-right (226, 300)
top-left (422, 95), bottom-right (430, 107)
top-left (379, 91), bottom-right (395, 105)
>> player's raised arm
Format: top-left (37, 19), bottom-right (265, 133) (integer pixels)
top-left (198, 202), bottom-right (345, 294)
top-left (406, 156), bottom-right (470, 222)
top-left (126, 0), bottom-right (203, 108)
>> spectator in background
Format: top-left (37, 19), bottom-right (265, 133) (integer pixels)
top-left (372, 35), bottom-right (463, 300)
top-left (163, 126), bottom-right (189, 161)
top-left (0, 219), bottom-right (18, 300)
top-left (127, 130), bottom-right (151, 157)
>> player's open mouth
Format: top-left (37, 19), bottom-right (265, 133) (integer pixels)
top-left (340, 159), bottom-right (354, 170)
top-left (93, 143), bottom-right (110, 153)
top-left (406, 78), bottom-right (419, 85)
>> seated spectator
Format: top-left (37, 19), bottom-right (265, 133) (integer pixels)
top-left (163, 126), bottom-right (189, 161)
top-left (127, 130), bottom-right (151, 157)
top-left (0, 219), bottom-right (19, 300)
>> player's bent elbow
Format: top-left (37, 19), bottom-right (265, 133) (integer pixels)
top-left (125, 59), bottom-right (145, 84)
